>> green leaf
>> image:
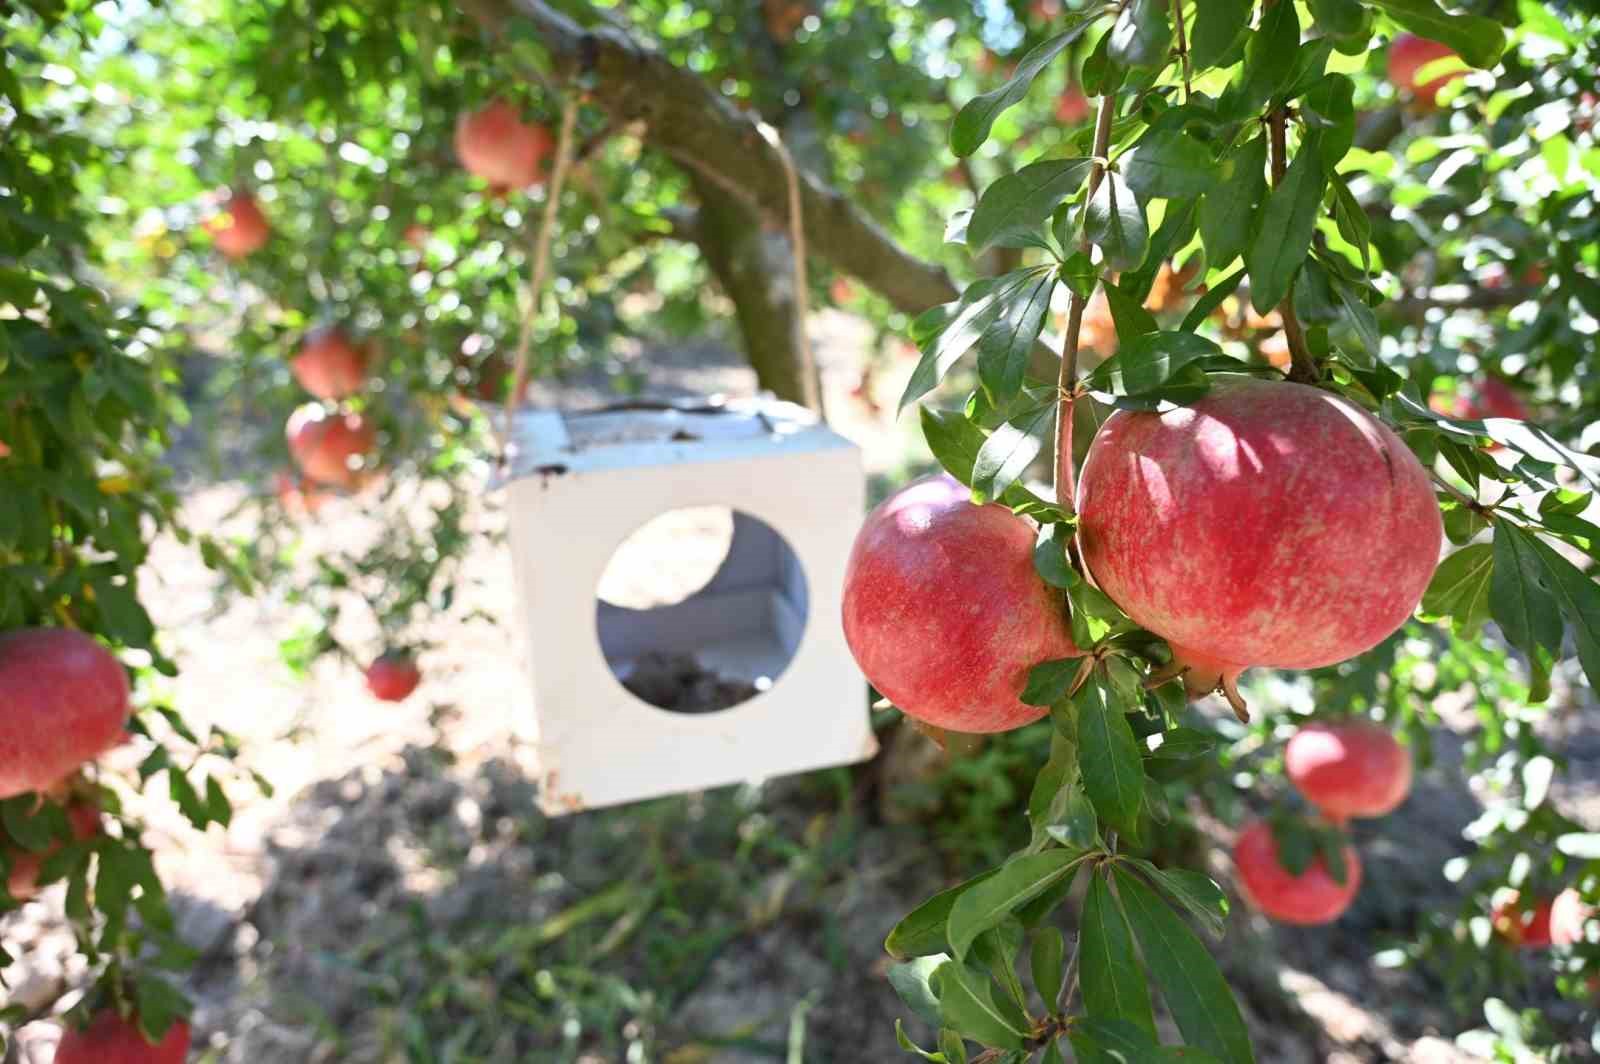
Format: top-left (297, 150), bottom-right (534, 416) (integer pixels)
top-left (887, 869), bottom-right (1001, 959)
top-left (947, 850), bottom-right (1082, 961)
top-left (1085, 172), bottom-right (1149, 273)
top-left (1081, 871), bottom-right (1157, 1036)
top-left (953, 19), bottom-right (1098, 156)
top-left (1075, 676), bottom-right (1144, 839)
top-left (1367, 0), bottom-right (1507, 68)
top-left (1107, 0), bottom-right (1172, 70)
top-left (1329, 176), bottom-right (1371, 275)
top-left (1529, 537), bottom-right (1600, 693)
top-left (1489, 522), bottom-right (1564, 662)
top-left (1122, 130), bottom-right (1221, 201)
top-left (894, 1019), bottom-right (946, 1062)
top-left (1180, 268), bottom-right (1246, 332)
top-left (939, 1029), bottom-right (968, 1064)
top-left (1199, 137), bottom-right (1267, 268)
top-left (1420, 543), bottom-right (1493, 637)
top-left (902, 270), bottom-right (1058, 412)
top-left (1123, 858), bottom-right (1230, 940)
top-left (1237, 0), bottom-right (1300, 110)
top-left (1029, 731), bottom-right (1082, 847)
top-left (1113, 868), bottom-right (1255, 1064)
top-left (1034, 523), bottom-right (1077, 590)
top-left (1308, 0), bottom-right (1369, 37)
top-left (968, 159), bottom-right (1093, 253)
top-left (1189, 0), bottom-right (1252, 69)
top-left (1069, 1018), bottom-right (1225, 1062)
top-left (1101, 282), bottom-right (1160, 348)
top-left (1246, 134), bottom-right (1325, 313)
top-left (890, 955), bottom-right (948, 1028)
top-left (920, 407), bottom-right (1060, 514)
top-left (1302, 75), bottom-right (1356, 167)
top-left (972, 402), bottom-right (1053, 502)
top-left (1031, 926), bottom-right (1066, 1013)
top-left (976, 273), bottom-right (1058, 406)
top-left (1023, 658), bottom-right (1083, 708)
top-left (934, 960), bottom-right (1029, 1050)
top-left (1088, 331), bottom-right (1222, 397)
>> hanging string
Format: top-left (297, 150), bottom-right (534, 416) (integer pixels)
top-left (501, 94), bottom-right (581, 457)
top-left (756, 121), bottom-right (824, 421)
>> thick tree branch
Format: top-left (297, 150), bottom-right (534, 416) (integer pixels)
top-left (461, 0), bottom-right (962, 317)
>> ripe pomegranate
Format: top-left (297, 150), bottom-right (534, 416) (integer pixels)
top-left (5, 800), bottom-right (100, 902)
top-left (1551, 887), bottom-right (1594, 947)
top-left (206, 191), bottom-right (270, 260)
top-left (1493, 891), bottom-right (1554, 948)
top-left (1386, 34), bottom-right (1462, 110)
top-left (1461, 376), bottom-right (1530, 422)
top-left (273, 470), bottom-right (329, 517)
top-left (290, 328), bottom-right (369, 401)
top-left (1076, 378), bottom-right (1442, 719)
top-left (842, 475), bottom-right (1080, 733)
top-left (55, 1010), bottom-right (190, 1064)
top-left (365, 653), bottom-right (421, 702)
top-left (286, 405), bottom-right (376, 490)
top-left (455, 99), bottom-right (553, 192)
top-left (1233, 820), bottom-right (1361, 925)
top-left (1285, 721), bottom-right (1413, 822)
top-left (1055, 84), bottom-right (1090, 124)
top-left (0, 629), bottom-right (129, 799)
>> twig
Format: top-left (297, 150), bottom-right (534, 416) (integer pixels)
top-left (1266, 106), bottom-right (1319, 385)
top-left (757, 121), bottom-right (825, 418)
top-left (1430, 468), bottom-right (1490, 517)
top-left (1172, 0), bottom-right (1191, 99)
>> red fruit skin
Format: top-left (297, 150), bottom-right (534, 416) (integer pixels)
top-left (1285, 722), bottom-right (1412, 822)
top-left (285, 405), bottom-right (376, 490)
top-left (1468, 377), bottom-right (1530, 421)
top-left (0, 630), bottom-right (129, 799)
top-left (207, 192), bottom-right (270, 260)
top-left (1493, 892), bottom-right (1554, 948)
top-left (842, 475), bottom-right (1080, 733)
top-left (1234, 820), bottom-right (1361, 926)
top-left (365, 654), bottom-right (421, 702)
top-left (5, 801), bottom-right (100, 901)
top-left (1076, 378), bottom-right (1442, 703)
top-left (1386, 34), bottom-right (1462, 110)
top-left (455, 99), bottom-right (553, 190)
top-left (55, 1012), bottom-right (190, 1064)
top-left (1055, 84), bottom-right (1090, 124)
top-left (290, 328), bottom-right (369, 401)
top-left (1550, 887), bottom-right (1594, 947)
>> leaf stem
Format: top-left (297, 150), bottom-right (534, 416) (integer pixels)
top-left (1265, 107), bottom-right (1319, 385)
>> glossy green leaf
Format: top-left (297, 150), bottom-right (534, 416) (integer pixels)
top-left (947, 849), bottom-right (1082, 960)
top-left (1075, 676), bottom-right (1144, 838)
top-left (1107, 0), bottom-right (1172, 70)
top-left (1489, 522), bottom-right (1564, 661)
top-left (1199, 136), bottom-right (1267, 268)
top-left (1122, 130), bottom-right (1221, 201)
top-left (1086, 172), bottom-right (1149, 272)
top-left (1031, 925), bottom-right (1066, 1013)
top-left (1368, 0), bottom-right (1507, 68)
top-left (1081, 871), bottom-right (1157, 1036)
top-left (934, 960), bottom-right (1029, 1050)
top-left (1247, 135), bottom-right (1325, 313)
top-left (968, 159), bottom-right (1093, 252)
top-left (1529, 537), bottom-right (1600, 692)
top-left (889, 955), bottom-right (948, 1028)
top-left (953, 19), bottom-right (1098, 156)
top-left (1189, 0), bottom-right (1252, 69)
top-left (887, 869), bottom-right (1001, 959)
top-left (972, 402), bottom-right (1053, 502)
top-left (1088, 331), bottom-right (1222, 397)
top-left (1421, 543), bottom-right (1494, 637)
top-left (1237, 0), bottom-right (1300, 110)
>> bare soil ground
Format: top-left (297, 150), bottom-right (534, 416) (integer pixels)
top-left (4, 314), bottom-right (1595, 1062)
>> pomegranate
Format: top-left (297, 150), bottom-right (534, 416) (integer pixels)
top-left (55, 1010), bottom-right (190, 1064)
top-left (842, 475), bottom-right (1080, 733)
top-left (1493, 891), bottom-right (1554, 948)
top-left (4, 800), bottom-right (100, 902)
top-left (1076, 378), bottom-right (1443, 719)
top-left (290, 328), bottom-right (369, 401)
top-left (1461, 376), bottom-right (1530, 422)
top-left (1285, 721), bottom-right (1412, 822)
top-left (455, 99), bottom-right (553, 191)
top-left (365, 653), bottom-right (421, 702)
top-left (1386, 34), bottom-right (1462, 110)
top-left (0, 629), bottom-right (129, 799)
top-left (1055, 84), bottom-right (1090, 124)
top-left (285, 405), bottom-right (376, 490)
top-left (1234, 820), bottom-right (1361, 926)
top-left (1551, 887), bottom-right (1594, 947)
top-left (206, 191), bottom-right (270, 260)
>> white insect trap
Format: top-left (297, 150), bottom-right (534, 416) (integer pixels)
top-left (500, 397), bottom-right (877, 814)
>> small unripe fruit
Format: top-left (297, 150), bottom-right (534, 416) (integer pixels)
top-left (1386, 34), bottom-right (1462, 110)
top-left (1234, 820), bottom-right (1361, 926)
top-left (286, 404), bottom-right (376, 490)
top-left (365, 653), bottom-right (421, 702)
top-left (1492, 891), bottom-right (1554, 948)
top-left (842, 475), bottom-right (1079, 733)
top-left (55, 1011), bottom-right (190, 1064)
top-left (290, 328), bottom-right (369, 401)
top-left (1077, 378), bottom-right (1442, 719)
top-left (455, 99), bottom-right (553, 191)
top-left (0, 630), bottom-right (129, 799)
top-left (206, 191), bottom-right (270, 260)
top-left (1285, 722), bottom-right (1412, 822)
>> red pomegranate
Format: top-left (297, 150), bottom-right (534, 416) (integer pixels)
top-left (5, 800), bottom-right (100, 902)
top-left (1285, 721), bottom-right (1412, 822)
top-left (1076, 378), bottom-right (1442, 719)
top-left (285, 405), bottom-right (376, 490)
top-left (1386, 34), bottom-right (1462, 110)
top-left (55, 1010), bottom-right (190, 1064)
top-left (365, 653), bottom-right (421, 702)
top-left (1234, 820), bottom-right (1361, 926)
top-left (1055, 84), bottom-right (1090, 124)
top-left (1551, 887), bottom-right (1594, 947)
top-left (1493, 891), bottom-right (1554, 948)
top-left (842, 475), bottom-right (1080, 733)
top-left (0, 629), bottom-right (129, 799)
top-left (1461, 376), bottom-right (1530, 422)
top-left (206, 191), bottom-right (270, 260)
top-left (455, 99), bottom-right (553, 191)
top-left (290, 328), bottom-right (369, 401)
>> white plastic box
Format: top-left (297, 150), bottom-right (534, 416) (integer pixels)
top-left (501, 397), bottom-right (877, 814)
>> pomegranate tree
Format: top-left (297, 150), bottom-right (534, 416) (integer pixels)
top-left (842, 475), bottom-right (1078, 733)
top-left (285, 404), bottom-right (377, 490)
top-left (1233, 820), bottom-right (1361, 926)
top-left (454, 99), bottom-right (553, 191)
top-left (365, 652), bottom-right (422, 702)
top-left (54, 1011), bottom-right (190, 1064)
top-left (291, 327), bottom-right (369, 401)
top-left (1285, 722), bottom-right (1413, 822)
top-left (1076, 378), bottom-right (1443, 718)
top-left (0, 628), bottom-right (130, 799)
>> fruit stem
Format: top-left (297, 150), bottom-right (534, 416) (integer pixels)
top-left (1266, 97), bottom-right (1319, 386)
top-left (1053, 91), bottom-right (1119, 505)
